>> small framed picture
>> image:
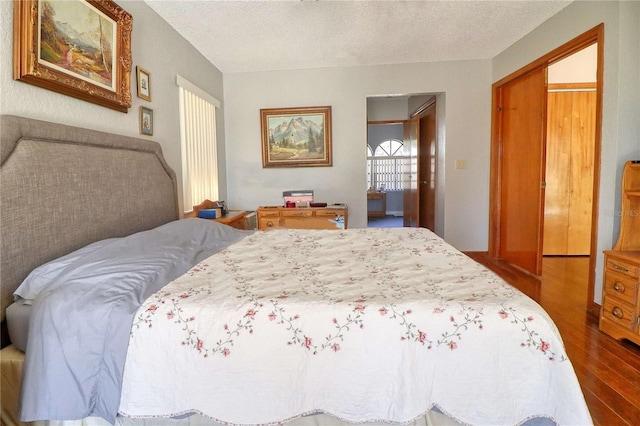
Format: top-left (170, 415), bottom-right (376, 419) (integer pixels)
top-left (136, 66), bottom-right (151, 101)
top-left (140, 106), bottom-right (153, 136)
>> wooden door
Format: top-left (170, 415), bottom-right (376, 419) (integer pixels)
top-left (418, 104), bottom-right (436, 231)
top-left (403, 118), bottom-right (419, 227)
top-left (544, 87), bottom-right (596, 255)
top-left (568, 90), bottom-right (596, 254)
top-left (543, 90), bottom-right (571, 254)
top-left (496, 67), bottom-right (547, 275)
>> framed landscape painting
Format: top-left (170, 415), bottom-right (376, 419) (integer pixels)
top-left (261, 106), bottom-right (332, 168)
top-left (13, 0), bottom-right (132, 112)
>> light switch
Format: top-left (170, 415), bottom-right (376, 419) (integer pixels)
top-left (455, 160), bottom-right (466, 169)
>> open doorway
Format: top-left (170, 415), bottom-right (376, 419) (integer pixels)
top-left (489, 25), bottom-right (603, 313)
top-left (542, 43), bottom-right (598, 315)
top-left (366, 95), bottom-right (443, 232)
top-left (367, 121), bottom-right (405, 228)
top-left (544, 44), bottom-right (597, 256)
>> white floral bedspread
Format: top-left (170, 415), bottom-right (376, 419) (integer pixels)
top-left (119, 228), bottom-right (591, 425)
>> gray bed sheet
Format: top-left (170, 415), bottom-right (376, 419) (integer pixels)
top-left (19, 219), bottom-right (251, 424)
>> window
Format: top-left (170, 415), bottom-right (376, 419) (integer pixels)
top-left (367, 139), bottom-right (405, 191)
top-left (177, 75), bottom-right (220, 212)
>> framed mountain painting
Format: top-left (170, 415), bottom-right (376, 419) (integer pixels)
top-left (13, 0), bottom-right (132, 112)
top-left (260, 106), bottom-right (332, 168)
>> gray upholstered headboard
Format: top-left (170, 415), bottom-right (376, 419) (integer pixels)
top-left (0, 115), bottom-right (179, 326)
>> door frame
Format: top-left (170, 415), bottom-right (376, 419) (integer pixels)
top-left (402, 117), bottom-right (420, 227)
top-left (489, 24), bottom-right (604, 313)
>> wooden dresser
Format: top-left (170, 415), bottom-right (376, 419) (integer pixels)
top-left (257, 206), bottom-right (348, 230)
top-left (599, 161), bottom-right (640, 345)
top-left (600, 251), bottom-right (640, 344)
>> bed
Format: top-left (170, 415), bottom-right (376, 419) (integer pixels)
top-left (0, 115), bottom-right (592, 426)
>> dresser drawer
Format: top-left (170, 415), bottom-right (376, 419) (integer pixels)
top-left (606, 256), bottom-right (639, 279)
top-left (602, 296), bottom-right (637, 330)
top-left (259, 217), bottom-right (282, 230)
top-left (282, 209), bottom-right (313, 217)
top-left (316, 209), bottom-right (346, 217)
top-left (603, 270), bottom-right (638, 305)
top-left (259, 208), bottom-right (281, 218)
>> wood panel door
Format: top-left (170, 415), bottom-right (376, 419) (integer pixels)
top-left (418, 103), bottom-right (436, 231)
top-left (544, 88), bottom-right (596, 255)
top-left (496, 67), bottom-right (547, 275)
top-left (403, 118), bottom-right (419, 227)
top-left (543, 90), bottom-right (572, 254)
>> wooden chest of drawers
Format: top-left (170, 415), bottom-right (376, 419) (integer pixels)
top-left (599, 251), bottom-right (640, 345)
top-left (257, 206), bottom-right (348, 231)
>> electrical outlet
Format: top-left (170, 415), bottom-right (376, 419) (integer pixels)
top-left (455, 160), bottom-right (466, 169)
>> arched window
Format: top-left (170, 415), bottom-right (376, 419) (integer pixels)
top-left (367, 139), bottom-right (405, 191)
top-left (374, 139), bottom-right (404, 157)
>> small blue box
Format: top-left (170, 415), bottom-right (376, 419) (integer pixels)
top-left (197, 209), bottom-right (218, 219)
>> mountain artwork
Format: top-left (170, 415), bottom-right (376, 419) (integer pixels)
top-left (261, 107), bottom-right (332, 167)
top-left (39, 0), bottom-right (116, 91)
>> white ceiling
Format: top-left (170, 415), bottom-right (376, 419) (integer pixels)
top-left (144, 0), bottom-right (572, 74)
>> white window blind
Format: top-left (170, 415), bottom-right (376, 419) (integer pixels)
top-left (177, 75), bottom-right (221, 212)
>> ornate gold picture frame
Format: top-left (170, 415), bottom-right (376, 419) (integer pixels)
top-left (13, 0), bottom-right (132, 112)
top-left (260, 106), bottom-right (332, 168)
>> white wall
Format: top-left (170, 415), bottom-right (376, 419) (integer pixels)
top-left (493, 0), bottom-right (640, 303)
top-left (0, 0), bottom-right (225, 213)
top-left (367, 97), bottom-right (408, 121)
top-left (548, 43), bottom-right (597, 84)
top-left (224, 59), bottom-right (492, 250)
top-left (367, 123), bottom-right (404, 152)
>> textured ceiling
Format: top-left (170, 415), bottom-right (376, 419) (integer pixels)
top-left (144, 0), bottom-right (572, 74)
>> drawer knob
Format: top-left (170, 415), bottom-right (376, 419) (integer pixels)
top-left (267, 221), bottom-right (274, 227)
top-left (611, 307), bottom-right (623, 318)
top-left (612, 263), bottom-right (629, 272)
top-left (613, 282), bottom-right (624, 292)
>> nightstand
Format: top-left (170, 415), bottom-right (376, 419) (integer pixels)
top-left (367, 191), bottom-right (386, 218)
top-left (191, 199), bottom-right (247, 230)
top-left (213, 210), bottom-right (247, 230)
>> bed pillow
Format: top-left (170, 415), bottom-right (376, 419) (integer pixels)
top-left (14, 238), bottom-right (119, 304)
top-left (14, 218), bottom-right (250, 305)
top-left (6, 302), bottom-right (31, 352)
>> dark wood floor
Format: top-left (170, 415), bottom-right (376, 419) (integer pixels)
top-left (465, 253), bottom-right (640, 426)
